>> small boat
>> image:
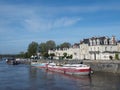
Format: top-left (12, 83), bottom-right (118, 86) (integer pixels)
top-left (6, 58), bottom-right (20, 65)
top-left (31, 62), bottom-right (47, 68)
top-left (46, 63), bottom-right (91, 75)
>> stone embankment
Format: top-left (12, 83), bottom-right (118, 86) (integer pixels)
top-left (35, 59), bottom-right (120, 73)
top-left (83, 60), bottom-right (120, 73)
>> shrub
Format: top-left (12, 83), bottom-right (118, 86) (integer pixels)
top-left (109, 56), bottom-right (113, 60)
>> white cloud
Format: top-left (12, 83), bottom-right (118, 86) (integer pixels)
top-left (24, 17), bottom-right (81, 32)
top-left (0, 2), bottom-right (120, 33)
top-left (0, 4), bottom-right (82, 32)
top-left (53, 17), bottom-right (81, 27)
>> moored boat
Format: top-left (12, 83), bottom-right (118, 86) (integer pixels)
top-left (31, 62), bottom-right (47, 68)
top-left (47, 63), bottom-right (91, 75)
top-left (31, 61), bottom-right (92, 75)
top-left (6, 58), bottom-right (20, 65)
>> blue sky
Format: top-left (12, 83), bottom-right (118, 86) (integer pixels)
top-left (0, 0), bottom-right (120, 54)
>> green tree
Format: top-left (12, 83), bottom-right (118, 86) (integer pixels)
top-left (19, 52), bottom-right (25, 58)
top-left (60, 42), bottom-right (71, 49)
top-left (43, 52), bottom-right (49, 59)
top-left (24, 52), bottom-right (29, 58)
top-left (56, 45), bottom-right (60, 49)
top-left (46, 40), bottom-right (56, 50)
top-left (115, 53), bottom-right (119, 60)
top-left (39, 42), bottom-right (47, 55)
top-left (39, 40), bottom-right (56, 56)
top-left (63, 52), bottom-right (67, 59)
top-left (27, 41), bottom-right (39, 57)
top-left (69, 55), bottom-right (73, 59)
top-left (66, 55), bottom-right (73, 59)
top-left (109, 56), bottom-right (113, 60)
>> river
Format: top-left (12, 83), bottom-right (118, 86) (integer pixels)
top-left (0, 60), bottom-right (120, 90)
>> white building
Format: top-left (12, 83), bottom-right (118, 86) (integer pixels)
top-left (79, 40), bottom-right (89, 60)
top-left (88, 36), bottom-right (118, 60)
top-left (48, 44), bottom-right (80, 60)
top-left (48, 36), bottom-right (120, 60)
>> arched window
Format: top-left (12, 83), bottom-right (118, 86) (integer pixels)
top-left (93, 40), bottom-right (96, 45)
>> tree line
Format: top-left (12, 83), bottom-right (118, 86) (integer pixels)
top-left (19, 40), bottom-right (72, 59)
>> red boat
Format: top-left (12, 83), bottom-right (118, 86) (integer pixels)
top-left (46, 63), bottom-right (91, 75)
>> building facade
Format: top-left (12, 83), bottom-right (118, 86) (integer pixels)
top-left (79, 39), bottom-right (89, 60)
top-left (48, 44), bottom-right (80, 60)
top-left (48, 36), bottom-right (120, 60)
top-left (88, 36), bottom-right (118, 60)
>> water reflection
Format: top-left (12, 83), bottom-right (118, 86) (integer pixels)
top-left (29, 66), bottom-right (92, 90)
top-left (0, 61), bottom-right (30, 90)
top-left (0, 60), bottom-right (120, 90)
top-left (90, 71), bottom-right (120, 90)
top-left (29, 66), bottom-right (120, 90)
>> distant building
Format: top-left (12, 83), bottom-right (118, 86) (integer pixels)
top-left (48, 36), bottom-right (120, 60)
top-left (48, 44), bottom-right (80, 60)
top-left (80, 39), bottom-right (89, 60)
top-left (88, 36), bottom-right (118, 60)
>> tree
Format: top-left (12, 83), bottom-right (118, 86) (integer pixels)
top-left (66, 55), bottom-right (73, 59)
top-left (63, 53), bottom-right (67, 59)
top-left (56, 45), bottom-right (60, 49)
top-left (19, 52), bottom-right (25, 58)
top-left (60, 42), bottom-right (71, 49)
top-left (39, 40), bottom-right (56, 56)
top-left (39, 42), bottom-right (47, 55)
top-left (49, 53), bottom-right (55, 60)
top-left (46, 40), bottom-right (56, 50)
top-left (27, 41), bottom-right (39, 57)
top-left (24, 52), bottom-right (29, 58)
top-left (109, 56), bottom-right (113, 60)
top-left (69, 55), bottom-right (73, 59)
top-left (43, 52), bottom-right (49, 59)
top-left (115, 53), bottom-right (119, 60)
top-left (63, 53), bottom-right (67, 57)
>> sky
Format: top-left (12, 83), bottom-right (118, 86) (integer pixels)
top-left (0, 0), bottom-right (120, 54)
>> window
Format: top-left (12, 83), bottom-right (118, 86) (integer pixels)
top-left (97, 39), bottom-right (100, 45)
top-left (98, 47), bottom-right (99, 51)
top-left (110, 47), bottom-right (112, 51)
top-left (94, 47), bottom-right (96, 51)
top-left (105, 47), bottom-right (107, 51)
top-left (93, 40), bottom-right (96, 45)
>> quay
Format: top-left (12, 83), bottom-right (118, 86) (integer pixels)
top-left (83, 60), bottom-right (120, 73)
top-left (33, 59), bottom-right (120, 74)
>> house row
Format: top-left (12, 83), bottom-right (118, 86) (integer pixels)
top-left (48, 36), bottom-right (120, 60)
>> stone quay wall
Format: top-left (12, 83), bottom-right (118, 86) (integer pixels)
top-left (83, 60), bottom-right (120, 73)
top-left (35, 59), bottom-right (120, 73)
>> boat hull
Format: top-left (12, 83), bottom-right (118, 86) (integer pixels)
top-left (47, 66), bottom-right (91, 75)
top-left (31, 62), bottom-right (91, 75)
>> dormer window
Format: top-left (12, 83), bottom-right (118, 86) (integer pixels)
top-left (97, 39), bottom-right (100, 45)
top-left (93, 40), bottom-right (96, 45)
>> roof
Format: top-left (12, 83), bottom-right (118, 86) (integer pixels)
top-left (117, 40), bottom-right (120, 43)
top-left (80, 38), bottom-right (89, 44)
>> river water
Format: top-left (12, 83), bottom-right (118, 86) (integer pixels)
top-left (0, 60), bottom-right (120, 90)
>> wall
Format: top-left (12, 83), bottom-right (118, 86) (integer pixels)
top-left (83, 60), bottom-right (120, 73)
top-left (80, 44), bottom-right (89, 59)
